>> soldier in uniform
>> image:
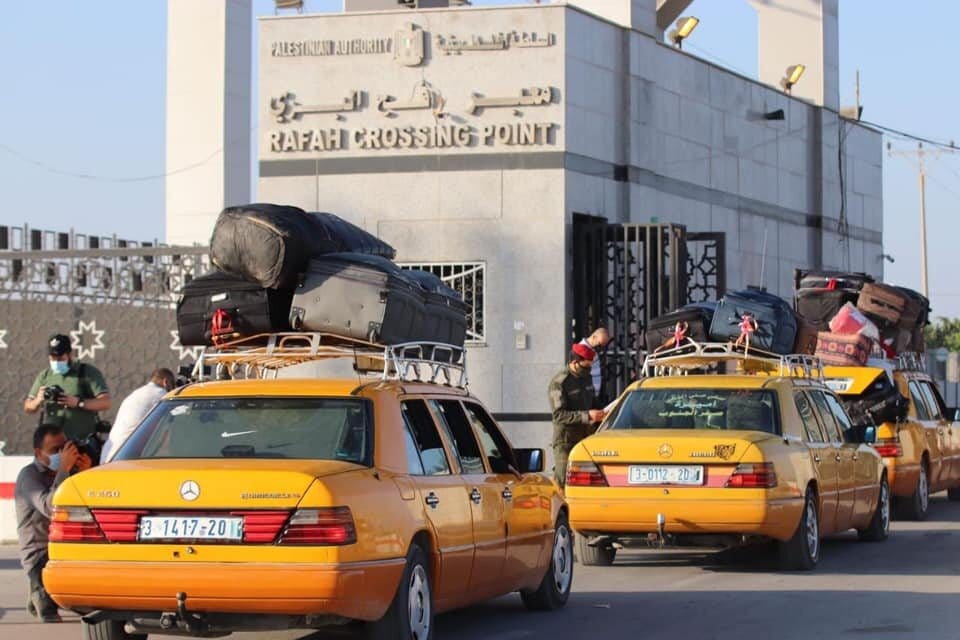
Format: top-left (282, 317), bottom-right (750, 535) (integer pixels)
top-left (548, 343), bottom-right (605, 487)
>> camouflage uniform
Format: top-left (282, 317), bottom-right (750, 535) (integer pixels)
top-left (548, 366), bottom-right (597, 487)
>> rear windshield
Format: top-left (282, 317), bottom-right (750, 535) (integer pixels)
top-left (115, 397), bottom-right (373, 465)
top-left (607, 389), bottom-right (780, 434)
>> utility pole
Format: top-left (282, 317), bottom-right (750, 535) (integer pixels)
top-left (887, 142), bottom-right (954, 298)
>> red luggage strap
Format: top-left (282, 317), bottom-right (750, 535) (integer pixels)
top-left (827, 278), bottom-right (838, 291)
top-left (210, 308), bottom-right (236, 346)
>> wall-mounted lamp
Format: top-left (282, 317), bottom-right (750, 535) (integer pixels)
top-left (878, 253), bottom-right (895, 264)
top-left (764, 109), bottom-right (785, 121)
top-left (780, 64), bottom-right (806, 94)
top-left (669, 16), bottom-right (699, 49)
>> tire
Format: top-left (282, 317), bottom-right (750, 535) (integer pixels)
top-left (81, 621), bottom-right (145, 640)
top-left (947, 487), bottom-right (960, 502)
top-left (573, 533), bottom-right (616, 567)
top-left (778, 488), bottom-right (820, 571)
top-left (858, 475), bottom-right (890, 542)
top-left (896, 459), bottom-right (929, 521)
top-left (367, 542), bottom-right (433, 640)
top-left (520, 512), bottom-right (574, 611)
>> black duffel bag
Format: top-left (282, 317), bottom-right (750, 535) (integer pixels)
top-left (840, 374), bottom-right (909, 428)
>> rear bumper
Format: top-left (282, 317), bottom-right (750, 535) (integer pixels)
top-left (883, 458), bottom-right (921, 497)
top-left (44, 559), bottom-right (404, 621)
top-left (567, 495), bottom-right (802, 542)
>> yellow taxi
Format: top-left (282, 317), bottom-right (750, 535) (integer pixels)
top-left (44, 335), bottom-right (570, 639)
top-left (825, 355), bottom-right (960, 520)
top-left (565, 343), bottom-right (889, 571)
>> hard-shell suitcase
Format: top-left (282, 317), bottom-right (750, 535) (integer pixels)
top-left (794, 316), bottom-right (819, 355)
top-left (794, 269), bottom-right (874, 292)
top-left (709, 288), bottom-right (798, 354)
top-left (176, 271), bottom-right (293, 346)
top-left (857, 282), bottom-right (907, 327)
top-left (644, 302), bottom-right (717, 351)
top-left (402, 269), bottom-right (469, 348)
top-left (815, 331), bottom-right (871, 366)
top-left (795, 289), bottom-right (860, 331)
top-left (289, 254), bottom-right (426, 344)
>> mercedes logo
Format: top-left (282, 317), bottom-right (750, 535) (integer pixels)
top-left (179, 480), bottom-right (200, 502)
top-left (657, 443), bottom-right (674, 459)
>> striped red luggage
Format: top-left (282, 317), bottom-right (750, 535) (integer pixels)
top-left (815, 331), bottom-right (871, 366)
top-left (857, 283), bottom-right (907, 327)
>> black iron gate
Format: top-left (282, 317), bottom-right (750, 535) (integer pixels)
top-left (571, 214), bottom-right (726, 403)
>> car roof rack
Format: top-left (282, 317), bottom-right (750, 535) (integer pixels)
top-left (641, 340), bottom-right (824, 381)
top-left (192, 332), bottom-right (468, 389)
top-left (894, 351), bottom-right (926, 372)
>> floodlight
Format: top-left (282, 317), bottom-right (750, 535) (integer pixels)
top-left (669, 16), bottom-right (699, 49)
top-left (780, 64), bottom-right (806, 94)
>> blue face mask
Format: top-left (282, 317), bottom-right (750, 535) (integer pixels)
top-left (49, 360), bottom-right (69, 375)
top-left (46, 453), bottom-right (61, 472)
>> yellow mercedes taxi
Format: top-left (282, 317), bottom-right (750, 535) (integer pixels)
top-left (825, 355), bottom-right (960, 520)
top-left (566, 343), bottom-right (889, 571)
top-left (44, 335), bottom-right (570, 639)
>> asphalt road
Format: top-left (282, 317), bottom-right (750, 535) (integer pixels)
top-left (3, 494), bottom-right (960, 640)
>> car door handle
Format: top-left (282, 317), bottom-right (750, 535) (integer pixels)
top-left (835, 454), bottom-right (842, 462)
top-left (852, 453), bottom-right (859, 461)
top-left (425, 492), bottom-right (440, 509)
top-left (502, 487), bottom-right (513, 501)
top-left (469, 488), bottom-right (482, 504)
top-left (814, 454), bottom-right (821, 463)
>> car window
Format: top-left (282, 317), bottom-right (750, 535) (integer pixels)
top-left (429, 400), bottom-right (486, 474)
top-left (401, 400), bottom-right (450, 475)
top-left (795, 392), bottom-right (825, 443)
top-left (463, 402), bottom-right (516, 474)
top-left (809, 391), bottom-right (843, 443)
top-left (608, 388), bottom-right (780, 434)
top-left (117, 397), bottom-right (372, 464)
top-left (908, 381), bottom-right (932, 420)
top-left (400, 414), bottom-right (426, 476)
top-left (919, 382), bottom-right (946, 421)
top-left (823, 393), bottom-right (856, 442)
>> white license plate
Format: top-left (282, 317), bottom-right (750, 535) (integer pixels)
top-left (139, 516), bottom-right (243, 541)
top-left (628, 465), bottom-right (704, 485)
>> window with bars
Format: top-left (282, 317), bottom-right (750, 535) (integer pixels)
top-left (398, 261), bottom-right (485, 344)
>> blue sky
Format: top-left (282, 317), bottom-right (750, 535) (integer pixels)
top-left (1, 1), bottom-right (959, 316)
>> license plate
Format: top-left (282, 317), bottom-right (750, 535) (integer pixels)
top-left (628, 465), bottom-right (704, 485)
top-left (139, 516), bottom-right (243, 541)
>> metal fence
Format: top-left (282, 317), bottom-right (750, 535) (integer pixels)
top-left (399, 261), bottom-right (485, 344)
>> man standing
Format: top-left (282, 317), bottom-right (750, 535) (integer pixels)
top-left (100, 368), bottom-right (176, 463)
top-left (579, 327), bottom-right (612, 400)
top-left (15, 424), bottom-right (91, 622)
top-left (548, 343), bottom-right (605, 487)
top-left (24, 334), bottom-right (111, 441)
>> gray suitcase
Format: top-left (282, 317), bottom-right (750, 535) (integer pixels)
top-left (289, 254), bottom-right (425, 344)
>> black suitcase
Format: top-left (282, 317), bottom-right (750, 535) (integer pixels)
top-left (289, 254), bottom-right (426, 344)
top-left (709, 288), bottom-right (798, 354)
top-left (210, 203), bottom-right (338, 290)
top-left (644, 302), bottom-right (716, 351)
top-left (839, 375), bottom-right (909, 428)
top-left (308, 212), bottom-right (396, 259)
top-left (794, 269), bottom-right (874, 292)
top-left (402, 269), bottom-right (469, 348)
top-left (795, 288), bottom-right (859, 331)
top-left (177, 271), bottom-right (293, 346)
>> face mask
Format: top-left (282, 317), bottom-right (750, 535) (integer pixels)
top-left (50, 360), bottom-right (69, 375)
top-left (46, 453), bottom-right (61, 472)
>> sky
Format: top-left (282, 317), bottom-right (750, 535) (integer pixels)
top-left (1, 0), bottom-right (959, 316)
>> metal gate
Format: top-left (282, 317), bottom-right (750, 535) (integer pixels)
top-left (571, 214), bottom-right (726, 402)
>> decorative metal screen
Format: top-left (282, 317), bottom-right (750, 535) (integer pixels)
top-left (398, 261), bottom-right (485, 344)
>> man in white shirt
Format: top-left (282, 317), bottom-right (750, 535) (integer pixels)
top-left (579, 327), bottom-right (611, 399)
top-left (100, 369), bottom-right (175, 463)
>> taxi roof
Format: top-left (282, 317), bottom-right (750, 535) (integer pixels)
top-left (628, 375), bottom-right (775, 392)
top-left (172, 378), bottom-right (471, 398)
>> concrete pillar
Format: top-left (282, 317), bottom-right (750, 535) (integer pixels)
top-left (752, 0), bottom-right (839, 110)
top-left (165, 0), bottom-right (252, 246)
top-left (571, 0), bottom-right (657, 36)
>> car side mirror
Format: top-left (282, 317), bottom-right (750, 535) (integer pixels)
top-left (954, 408), bottom-right (960, 422)
top-left (514, 448), bottom-right (544, 473)
top-left (863, 425), bottom-right (877, 444)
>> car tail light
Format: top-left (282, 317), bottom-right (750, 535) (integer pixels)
top-left (566, 461), bottom-right (608, 487)
top-left (725, 462), bottom-right (777, 488)
top-left (232, 511), bottom-right (291, 543)
top-left (50, 507), bottom-right (106, 543)
top-left (91, 510), bottom-right (148, 542)
top-left (278, 507), bottom-right (356, 545)
top-left (873, 438), bottom-right (903, 458)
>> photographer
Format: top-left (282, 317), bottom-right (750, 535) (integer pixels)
top-left (15, 424), bottom-right (92, 623)
top-left (23, 334), bottom-right (111, 441)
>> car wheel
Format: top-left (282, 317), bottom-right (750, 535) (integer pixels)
top-left (81, 620), bottom-right (145, 640)
top-left (947, 487), bottom-right (960, 502)
top-left (858, 475), bottom-right (890, 542)
top-left (520, 512), bottom-right (574, 611)
top-left (367, 542), bottom-right (433, 640)
top-left (573, 533), bottom-right (617, 566)
top-left (778, 488), bottom-right (820, 571)
top-left (897, 459), bottom-right (929, 521)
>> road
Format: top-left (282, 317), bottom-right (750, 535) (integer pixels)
top-left (3, 495), bottom-right (960, 640)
